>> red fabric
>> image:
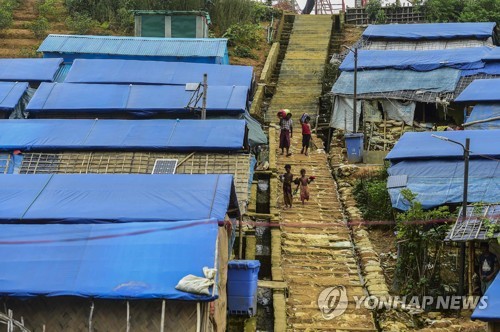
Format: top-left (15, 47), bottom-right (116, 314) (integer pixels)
top-left (302, 123), bottom-right (311, 135)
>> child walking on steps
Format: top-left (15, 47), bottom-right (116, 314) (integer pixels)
top-left (301, 116), bottom-right (311, 156)
top-left (295, 169), bottom-right (315, 205)
top-left (280, 164), bottom-right (294, 209)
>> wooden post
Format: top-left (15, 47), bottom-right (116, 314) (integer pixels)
top-left (201, 74), bottom-right (207, 120)
top-left (238, 215), bottom-right (243, 259)
top-left (468, 242), bottom-right (475, 296)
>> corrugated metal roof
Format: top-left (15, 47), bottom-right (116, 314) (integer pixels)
top-left (445, 204), bottom-right (500, 242)
top-left (38, 34), bottom-right (227, 58)
top-left (53, 64), bottom-right (72, 83)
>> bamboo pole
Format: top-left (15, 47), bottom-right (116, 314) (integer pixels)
top-left (88, 302), bottom-right (94, 332)
top-left (159, 300), bottom-right (166, 332)
top-left (126, 301), bottom-right (130, 332)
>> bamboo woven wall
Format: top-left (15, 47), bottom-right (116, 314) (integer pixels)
top-left (20, 152), bottom-right (252, 212)
top-left (4, 298), bottom-right (199, 332)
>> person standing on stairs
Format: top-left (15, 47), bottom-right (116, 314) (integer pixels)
top-left (294, 168), bottom-right (314, 205)
top-left (279, 112), bottom-right (293, 157)
top-left (280, 164), bottom-right (294, 209)
top-left (300, 116), bottom-right (311, 156)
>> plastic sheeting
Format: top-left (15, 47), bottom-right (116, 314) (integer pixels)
top-left (0, 221), bottom-right (219, 300)
top-left (386, 130), bottom-right (500, 160)
top-left (331, 68), bottom-right (461, 95)
top-left (0, 174), bottom-right (239, 223)
top-left (0, 58), bottom-right (63, 82)
top-left (339, 47), bottom-right (491, 72)
top-left (472, 274), bottom-right (500, 321)
top-left (0, 119), bottom-right (246, 151)
top-left (455, 79), bottom-right (500, 103)
top-left (465, 104), bottom-right (500, 130)
top-left (388, 159), bottom-right (500, 210)
top-left (0, 82), bottom-right (28, 111)
top-left (329, 96), bottom-right (360, 132)
top-left (362, 23), bottom-right (496, 40)
top-left (27, 83), bottom-right (248, 116)
top-left (65, 59), bottom-right (253, 90)
top-left (381, 100), bottom-right (416, 125)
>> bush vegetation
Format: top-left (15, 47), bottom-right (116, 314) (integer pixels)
top-left (63, 0), bottom-right (279, 57)
top-left (353, 166), bottom-right (393, 221)
top-left (0, 0), bottom-right (20, 30)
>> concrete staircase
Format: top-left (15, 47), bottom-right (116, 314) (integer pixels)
top-left (267, 15), bottom-right (333, 123)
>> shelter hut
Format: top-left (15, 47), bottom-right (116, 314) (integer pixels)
top-left (360, 22), bottom-right (497, 51)
top-left (0, 173), bottom-right (239, 331)
top-left (385, 130), bottom-right (500, 211)
top-left (38, 34), bottom-right (230, 64)
top-left (0, 119), bottom-right (254, 213)
top-left (133, 10), bottom-right (210, 38)
top-left (330, 45), bottom-right (500, 156)
top-left (455, 78), bottom-right (500, 130)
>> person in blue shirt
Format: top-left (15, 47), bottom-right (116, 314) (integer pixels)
top-left (478, 242), bottom-right (499, 295)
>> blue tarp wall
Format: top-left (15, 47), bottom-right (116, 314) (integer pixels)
top-left (39, 35), bottom-right (229, 64)
top-left (386, 130), bottom-right (500, 210)
top-left (0, 119), bottom-right (246, 151)
top-left (387, 159), bottom-right (500, 210)
top-left (65, 59), bottom-right (253, 90)
top-left (0, 82), bottom-right (28, 112)
top-left (0, 174), bottom-right (239, 223)
top-left (465, 104), bottom-right (500, 130)
top-left (0, 58), bottom-right (63, 83)
top-left (362, 22), bottom-right (496, 40)
top-left (472, 273), bottom-right (500, 321)
top-left (455, 79), bottom-right (500, 103)
top-left (331, 68), bottom-right (461, 95)
top-left (0, 221), bottom-right (220, 300)
top-left (339, 47), bottom-right (492, 72)
top-left (27, 83), bottom-right (248, 116)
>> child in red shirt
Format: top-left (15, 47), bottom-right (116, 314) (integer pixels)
top-left (300, 116), bottom-right (311, 156)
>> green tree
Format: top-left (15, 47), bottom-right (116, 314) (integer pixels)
top-left (366, 0), bottom-right (383, 23)
top-left (393, 189), bottom-right (452, 297)
top-left (424, 0), bottom-right (464, 22)
top-left (459, 0), bottom-right (500, 24)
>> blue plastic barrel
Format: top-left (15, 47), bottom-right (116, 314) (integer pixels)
top-left (345, 133), bottom-right (364, 163)
top-left (227, 260), bottom-right (260, 316)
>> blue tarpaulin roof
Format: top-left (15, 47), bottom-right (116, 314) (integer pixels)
top-left (385, 130), bottom-right (500, 160)
top-left (455, 79), bottom-right (500, 103)
top-left (38, 35), bottom-right (228, 64)
top-left (472, 273), bottom-right (500, 321)
top-left (482, 47), bottom-right (500, 62)
top-left (465, 104), bottom-right (500, 130)
top-left (0, 221), bottom-right (219, 300)
top-left (27, 83), bottom-right (247, 116)
top-left (0, 119), bottom-right (246, 151)
top-left (331, 68), bottom-right (460, 95)
top-left (387, 159), bottom-right (500, 210)
top-left (0, 58), bottom-right (63, 82)
top-left (339, 47), bottom-right (492, 72)
top-left (461, 63), bottom-right (500, 76)
top-left (0, 174), bottom-right (239, 223)
top-left (65, 59), bottom-right (253, 89)
top-left (0, 82), bottom-right (28, 111)
top-left (362, 23), bottom-right (496, 40)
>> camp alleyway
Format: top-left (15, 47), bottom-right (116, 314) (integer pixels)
top-left (269, 15), bottom-right (377, 331)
